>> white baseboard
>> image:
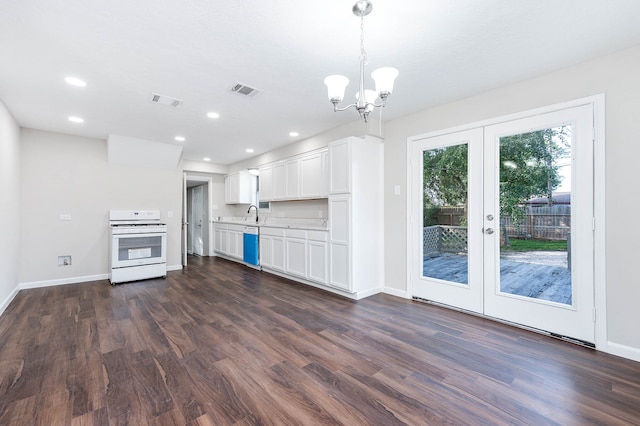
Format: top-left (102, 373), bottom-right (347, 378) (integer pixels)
top-left (19, 265), bottom-right (183, 289)
top-left (605, 341), bottom-right (640, 363)
top-left (0, 285), bottom-right (20, 318)
top-left (383, 286), bottom-right (410, 299)
top-left (355, 287), bottom-right (384, 300)
top-left (260, 267), bottom-right (381, 300)
top-left (20, 273), bottom-right (109, 290)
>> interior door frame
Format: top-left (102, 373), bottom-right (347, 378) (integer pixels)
top-left (191, 185), bottom-right (204, 256)
top-left (183, 174), bottom-right (215, 264)
top-left (406, 94), bottom-right (607, 350)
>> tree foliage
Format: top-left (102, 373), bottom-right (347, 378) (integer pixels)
top-left (499, 127), bottom-right (570, 223)
top-left (423, 144), bottom-right (468, 226)
top-left (422, 126), bottom-right (570, 227)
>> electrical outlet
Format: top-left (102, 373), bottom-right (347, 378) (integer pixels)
top-left (58, 255), bottom-right (72, 266)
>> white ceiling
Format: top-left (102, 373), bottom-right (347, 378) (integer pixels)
top-left (2, 0), bottom-right (640, 165)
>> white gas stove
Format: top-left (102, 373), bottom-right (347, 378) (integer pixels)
top-left (109, 210), bottom-right (167, 284)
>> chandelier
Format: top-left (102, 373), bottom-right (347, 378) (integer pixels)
top-left (324, 0), bottom-right (398, 123)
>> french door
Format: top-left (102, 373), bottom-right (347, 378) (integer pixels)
top-left (411, 104), bottom-right (595, 343)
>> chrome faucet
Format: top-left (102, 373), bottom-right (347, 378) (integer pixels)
top-left (247, 204), bottom-right (259, 223)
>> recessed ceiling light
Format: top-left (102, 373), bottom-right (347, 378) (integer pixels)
top-left (289, 131), bottom-right (299, 137)
top-left (174, 136), bottom-right (186, 142)
top-left (246, 148), bottom-right (254, 153)
top-left (203, 157), bottom-right (211, 162)
top-left (65, 77), bottom-right (86, 87)
top-left (68, 116), bottom-right (84, 123)
top-left (207, 112), bottom-right (220, 119)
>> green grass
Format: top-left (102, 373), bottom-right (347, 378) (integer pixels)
top-left (501, 238), bottom-right (567, 252)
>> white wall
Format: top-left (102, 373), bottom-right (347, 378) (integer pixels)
top-left (0, 99), bottom-right (21, 313)
top-left (382, 44), bottom-right (640, 353)
top-left (19, 129), bottom-right (183, 285)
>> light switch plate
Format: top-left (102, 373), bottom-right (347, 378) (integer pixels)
top-left (394, 185), bottom-right (401, 195)
top-left (60, 214), bottom-right (71, 220)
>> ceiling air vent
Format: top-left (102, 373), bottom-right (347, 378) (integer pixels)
top-left (230, 83), bottom-right (262, 98)
top-left (150, 93), bottom-right (184, 108)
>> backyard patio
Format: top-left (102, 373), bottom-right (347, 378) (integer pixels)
top-left (423, 251), bottom-right (572, 305)
top-left (423, 225), bottom-right (572, 305)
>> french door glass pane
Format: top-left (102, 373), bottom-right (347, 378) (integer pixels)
top-left (498, 125), bottom-right (572, 305)
top-left (422, 144), bottom-right (469, 285)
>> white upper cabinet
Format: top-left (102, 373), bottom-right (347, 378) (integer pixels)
top-left (300, 151), bottom-right (326, 198)
top-left (258, 148), bottom-right (328, 202)
top-left (258, 164), bottom-right (273, 201)
top-left (285, 158), bottom-right (300, 199)
top-left (225, 171), bottom-right (255, 204)
top-left (329, 139), bottom-right (351, 194)
top-left (272, 161), bottom-right (286, 200)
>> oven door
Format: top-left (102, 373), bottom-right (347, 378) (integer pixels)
top-left (111, 232), bottom-right (167, 268)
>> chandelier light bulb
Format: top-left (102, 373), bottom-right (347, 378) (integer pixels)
top-left (324, 75), bottom-right (350, 102)
top-left (371, 67), bottom-right (399, 96)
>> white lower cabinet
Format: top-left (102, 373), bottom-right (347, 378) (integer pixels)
top-left (260, 227), bottom-right (285, 272)
top-left (214, 223), bottom-right (243, 260)
top-left (307, 231), bottom-right (328, 285)
top-left (228, 227), bottom-right (243, 260)
top-left (329, 194), bottom-right (351, 291)
top-left (259, 233), bottom-right (272, 267)
top-left (214, 226), bottom-right (226, 253)
top-left (262, 227), bottom-right (328, 285)
top-left (285, 229), bottom-right (307, 278)
top-left (272, 236), bottom-right (285, 271)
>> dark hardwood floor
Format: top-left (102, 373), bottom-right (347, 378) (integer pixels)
top-left (1, 256), bottom-right (639, 425)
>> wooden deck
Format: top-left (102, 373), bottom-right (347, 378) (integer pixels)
top-left (423, 252), bottom-right (572, 304)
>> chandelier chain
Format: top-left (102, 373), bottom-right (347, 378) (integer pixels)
top-left (360, 15), bottom-right (368, 64)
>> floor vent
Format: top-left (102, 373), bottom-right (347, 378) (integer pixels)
top-left (150, 93), bottom-right (183, 107)
top-left (229, 82), bottom-right (262, 98)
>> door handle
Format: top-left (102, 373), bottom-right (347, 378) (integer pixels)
top-left (485, 228), bottom-right (494, 235)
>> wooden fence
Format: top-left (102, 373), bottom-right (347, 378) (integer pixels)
top-left (431, 205), bottom-right (570, 241)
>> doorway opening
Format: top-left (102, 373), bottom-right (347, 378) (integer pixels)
top-left (183, 174), bottom-right (214, 266)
